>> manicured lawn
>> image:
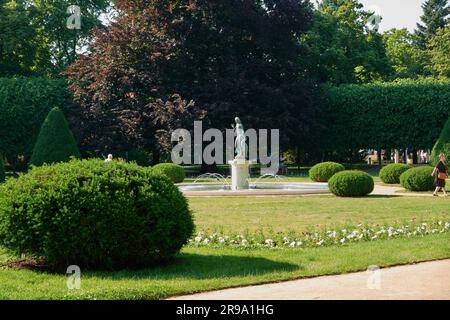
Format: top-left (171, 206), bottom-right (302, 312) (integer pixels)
top-left (0, 234), bottom-right (449, 300)
top-left (189, 196), bottom-right (449, 234)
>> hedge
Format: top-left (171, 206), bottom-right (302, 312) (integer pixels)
top-left (320, 79), bottom-right (450, 151)
top-left (0, 159), bottom-right (194, 270)
top-left (0, 77), bottom-right (71, 169)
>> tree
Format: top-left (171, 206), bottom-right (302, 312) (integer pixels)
top-left (66, 0), bottom-right (318, 159)
top-left (427, 27), bottom-right (450, 77)
top-left (382, 28), bottom-right (429, 79)
top-left (0, 0), bottom-right (40, 76)
top-left (30, 107), bottom-right (81, 166)
top-left (431, 117), bottom-right (450, 165)
top-left (0, 0), bottom-right (110, 77)
top-left (32, 0), bottom-right (110, 75)
top-left (301, 0), bottom-right (391, 84)
top-left (415, 0), bottom-right (449, 47)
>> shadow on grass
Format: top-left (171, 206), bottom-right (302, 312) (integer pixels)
top-left (367, 194), bottom-right (402, 198)
top-left (84, 253), bottom-right (300, 280)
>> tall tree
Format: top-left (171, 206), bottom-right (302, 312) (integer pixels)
top-left (301, 0), bottom-right (391, 84)
top-left (382, 28), bottom-right (429, 79)
top-left (415, 0), bottom-right (449, 47)
top-left (66, 0), bottom-right (318, 159)
top-left (0, 0), bottom-right (110, 77)
top-left (32, 0), bottom-right (111, 75)
top-left (427, 26), bottom-right (450, 77)
top-left (0, 0), bottom-right (40, 76)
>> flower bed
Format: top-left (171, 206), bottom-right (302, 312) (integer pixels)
top-left (188, 219), bottom-right (449, 249)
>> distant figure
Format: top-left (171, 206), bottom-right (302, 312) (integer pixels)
top-left (105, 154), bottom-right (113, 162)
top-left (432, 153), bottom-right (448, 197)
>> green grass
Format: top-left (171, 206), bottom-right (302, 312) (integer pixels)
top-left (0, 234), bottom-right (449, 300)
top-left (189, 196), bottom-right (449, 234)
top-left (1, 191), bottom-right (448, 299)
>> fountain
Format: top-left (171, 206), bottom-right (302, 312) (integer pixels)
top-left (177, 117), bottom-right (329, 196)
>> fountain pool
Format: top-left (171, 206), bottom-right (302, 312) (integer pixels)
top-left (178, 182), bottom-right (329, 196)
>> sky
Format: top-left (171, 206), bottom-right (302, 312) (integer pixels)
top-left (100, 1), bottom-right (426, 33)
top-left (353, 0), bottom-right (425, 32)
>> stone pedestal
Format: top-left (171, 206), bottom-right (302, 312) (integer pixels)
top-left (228, 159), bottom-right (252, 190)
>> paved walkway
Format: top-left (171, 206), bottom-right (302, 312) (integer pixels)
top-left (372, 185), bottom-right (437, 197)
top-left (170, 259), bottom-right (450, 300)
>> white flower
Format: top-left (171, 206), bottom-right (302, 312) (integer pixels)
top-left (218, 237), bottom-right (225, 244)
top-left (296, 241), bottom-right (302, 246)
top-left (289, 241), bottom-right (296, 247)
top-left (241, 239), bottom-right (248, 245)
top-left (317, 240), bottom-right (325, 246)
top-left (265, 239), bottom-right (274, 246)
top-left (340, 238), bottom-right (347, 244)
top-left (203, 238), bottom-right (209, 244)
top-left (194, 236), bottom-right (202, 242)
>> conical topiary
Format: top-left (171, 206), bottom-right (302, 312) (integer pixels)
top-left (431, 117), bottom-right (450, 165)
top-left (0, 158), bottom-right (5, 183)
top-left (30, 107), bottom-right (81, 166)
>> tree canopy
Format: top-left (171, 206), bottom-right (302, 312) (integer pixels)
top-left (416, 0), bottom-right (449, 47)
top-left (66, 0), bottom-right (319, 158)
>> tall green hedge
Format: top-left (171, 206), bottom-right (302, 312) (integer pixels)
top-left (0, 77), bottom-right (71, 168)
top-left (320, 79), bottom-right (450, 151)
top-left (431, 117), bottom-right (450, 165)
top-left (30, 107), bottom-right (80, 166)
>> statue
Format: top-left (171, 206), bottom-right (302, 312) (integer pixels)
top-left (232, 117), bottom-right (246, 160)
top-left (105, 154), bottom-right (113, 162)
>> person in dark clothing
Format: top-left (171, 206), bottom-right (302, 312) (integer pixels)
top-left (432, 153), bottom-right (448, 197)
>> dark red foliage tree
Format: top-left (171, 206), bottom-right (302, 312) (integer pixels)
top-left (66, 0), bottom-right (318, 160)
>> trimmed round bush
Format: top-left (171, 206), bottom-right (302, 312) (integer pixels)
top-left (152, 163), bottom-right (185, 183)
top-left (328, 170), bottom-right (374, 197)
top-left (400, 166), bottom-right (435, 192)
top-left (309, 162), bottom-right (345, 182)
top-left (0, 159), bottom-right (194, 271)
top-left (379, 163), bottom-right (411, 184)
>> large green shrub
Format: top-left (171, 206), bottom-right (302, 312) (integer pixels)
top-left (309, 162), bottom-right (345, 182)
top-left (30, 107), bottom-right (81, 166)
top-left (321, 79), bottom-right (450, 151)
top-left (0, 77), bottom-right (70, 167)
top-left (379, 163), bottom-right (411, 184)
top-left (328, 170), bottom-right (375, 197)
top-left (431, 117), bottom-right (450, 165)
top-left (0, 158), bottom-right (5, 183)
top-left (152, 163), bottom-right (185, 183)
top-left (400, 166), bottom-right (435, 192)
top-left (0, 159), bottom-right (194, 270)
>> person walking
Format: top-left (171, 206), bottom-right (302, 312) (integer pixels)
top-left (432, 153), bottom-right (448, 197)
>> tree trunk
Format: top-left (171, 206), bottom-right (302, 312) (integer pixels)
top-left (378, 148), bottom-right (383, 170)
top-left (412, 148), bottom-right (418, 164)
